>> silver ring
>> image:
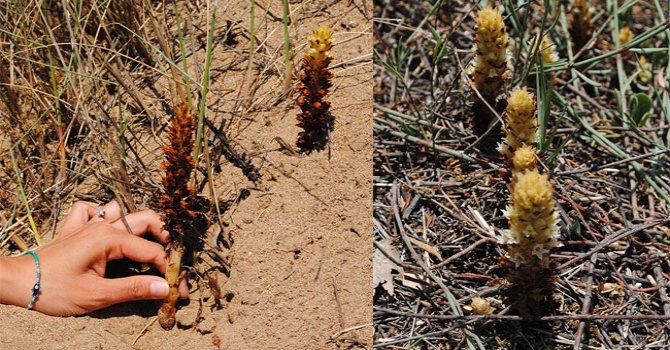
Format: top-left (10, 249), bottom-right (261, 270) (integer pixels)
top-left (96, 209), bottom-right (106, 217)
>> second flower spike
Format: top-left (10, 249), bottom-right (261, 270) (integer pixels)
top-left (296, 26), bottom-right (335, 152)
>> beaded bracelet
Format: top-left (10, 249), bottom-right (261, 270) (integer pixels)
top-left (20, 250), bottom-right (41, 310)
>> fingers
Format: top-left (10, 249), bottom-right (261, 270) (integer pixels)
top-left (107, 232), bottom-right (187, 298)
top-left (97, 229), bottom-right (190, 306)
top-left (59, 201), bottom-right (102, 236)
top-left (99, 275), bottom-right (170, 305)
top-left (109, 210), bottom-right (168, 243)
top-left (105, 232), bottom-right (168, 274)
top-left (97, 276), bottom-right (188, 307)
top-left (98, 200), bottom-right (123, 222)
top-left (59, 200), bottom-right (122, 236)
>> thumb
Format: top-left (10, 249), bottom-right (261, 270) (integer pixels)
top-left (102, 276), bottom-right (170, 304)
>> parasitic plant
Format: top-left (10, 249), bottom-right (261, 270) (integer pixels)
top-left (511, 144), bottom-right (537, 186)
top-left (619, 26), bottom-right (633, 46)
top-left (499, 86), bottom-right (557, 313)
top-left (569, 0), bottom-right (593, 49)
top-left (512, 145), bottom-right (537, 174)
top-left (296, 26), bottom-right (334, 152)
top-left (470, 297), bottom-right (493, 315)
top-left (535, 35), bottom-right (557, 67)
top-left (618, 27), bottom-right (634, 61)
top-left (531, 34), bottom-right (558, 83)
top-left (503, 168), bottom-right (558, 313)
top-left (156, 102), bottom-right (197, 330)
top-left (470, 6), bottom-right (509, 127)
top-left (500, 87), bottom-right (537, 162)
top-left (638, 56), bottom-right (652, 83)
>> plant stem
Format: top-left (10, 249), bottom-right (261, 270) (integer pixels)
top-left (193, 2), bottom-right (216, 164)
top-left (281, 0), bottom-right (292, 91)
top-left (47, 51), bottom-right (67, 182)
top-left (174, 0), bottom-right (192, 108)
top-left (157, 244), bottom-right (183, 330)
top-left (9, 147), bottom-right (41, 245)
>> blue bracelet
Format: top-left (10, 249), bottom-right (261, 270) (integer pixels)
top-left (20, 250), bottom-right (41, 310)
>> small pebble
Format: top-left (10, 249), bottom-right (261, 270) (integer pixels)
top-left (197, 317), bottom-right (216, 334)
top-left (176, 307), bottom-right (198, 328)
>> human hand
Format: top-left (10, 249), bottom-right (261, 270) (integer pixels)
top-left (0, 200), bottom-right (188, 316)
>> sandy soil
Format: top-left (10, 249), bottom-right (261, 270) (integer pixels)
top-left (0, 0), bottom-right (373, 349)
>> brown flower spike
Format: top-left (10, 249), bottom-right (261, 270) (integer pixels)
top-left (156, 103), bottom-right (197, 330)
top-left (296, 26), bottom-right (334, 152)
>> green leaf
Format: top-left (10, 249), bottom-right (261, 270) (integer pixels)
top-left (572, 69), bottom-right (602, 87)
top-left (428, 24), bottom-right (447, 63)
top-left (571, 220), bottom-right (582, 238)
top-left (629, 93), bottom-right (653, 126)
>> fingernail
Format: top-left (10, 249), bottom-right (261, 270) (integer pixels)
top-left (150, 281), bottom-right (170, 297)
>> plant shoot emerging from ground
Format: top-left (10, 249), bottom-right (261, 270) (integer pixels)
top-left (500, 83), bottom-right (556, 314)
top-left (531, 34), bottom-right (558, 83)
top-left (500, 87), bottom-right (537, 161)
top-left (510, 144), bottom-right (538, 191)
top-left (569, 0), bottom-right (594, 49)
top-left (470, 6), bottom-right (509, 129)
top-left (296, 26), bottom-right (335, 152)
top-left (156, 103), bottom-right (197, 330)
top-left (503, 168), bottom-right (558, 313)
top-left (619, 27), bottom-right (633, 46)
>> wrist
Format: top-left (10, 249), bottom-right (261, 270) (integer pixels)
top-left (0, 254), bottom-right (33, 307)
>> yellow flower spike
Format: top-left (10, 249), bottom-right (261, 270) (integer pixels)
top-left (500, 88), bottom-right (555, 313)
top-left (505, 169), bottom-right (558, 269)
top-left (569, 0), bottom-right (593, 49)
top-left (307, 26), bottom-right (333, 64)
top-left (512, 145), bottom-right (537, 173)
top-left (509, 145), bottom-right (538, 194)
top-left (504, 168), bottom-right (558, 313)
top-left (471, 7), bottom-right (509, 114)
top-left (500, 87), bottom-right (537, 161)
top-left (531, 34), bottom-right (557, 67)
top-left (638, 56), bottom-right (652, 84)
top-left (470, 297), bottom-right (493, 315)
top-left (532, 34), bottom-right (558, 84)
top-left (619, 26), bottom-right (633, 46)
